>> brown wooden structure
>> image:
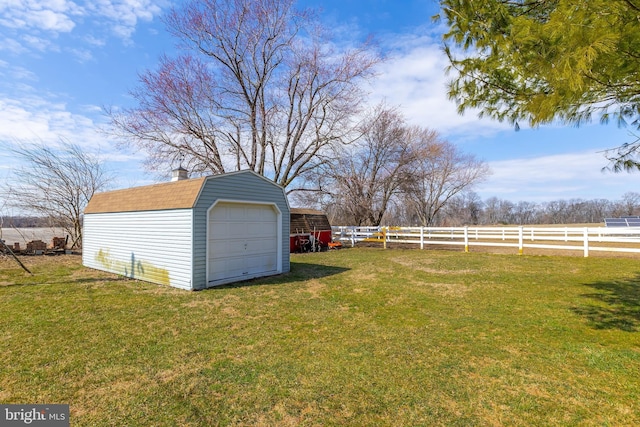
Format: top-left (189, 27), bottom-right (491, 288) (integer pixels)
top-left (290, 208), bottom-right (334, 252)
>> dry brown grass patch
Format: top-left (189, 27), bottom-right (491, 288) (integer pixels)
top-left (298, 279), bottom-right (325, 299)
top-left (390, 256), bottom-right (477, 275)
top-left (410, 279), bottom-right (469, 297)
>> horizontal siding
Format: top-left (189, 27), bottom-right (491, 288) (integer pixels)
top-left (192, 172), bottom-right (290, 289)
top-left (82, 210), bottom-right (193, 290)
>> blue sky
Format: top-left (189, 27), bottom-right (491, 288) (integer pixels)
top-left (0, 0), bottom-right (637, 205)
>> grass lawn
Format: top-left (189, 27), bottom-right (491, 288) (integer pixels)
top-left (1, 249), bottom-right (639, 426)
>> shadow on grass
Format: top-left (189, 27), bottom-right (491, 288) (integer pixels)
top-left (573, 274), bottom-right (640, 332)
top-left (70, 275), bottom-right (133, 284)
top-left (212, 262), bottom-right (350, 290)
top-left (0, 275), bottom-right (133, 288)
top-left (0, 265), bottom-right (136, 287)
top-left (2, 261), bottom-right (350, 290)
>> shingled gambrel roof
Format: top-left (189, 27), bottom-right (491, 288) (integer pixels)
top-left (84, 177), bottom-right (207, 214)
top-left (290, 208), bottom-right (332, 233)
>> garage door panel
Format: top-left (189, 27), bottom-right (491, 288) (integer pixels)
top-left (243, 223), bottom-right (262, 235)
top-left (244, 253), bottom-right (276, 272)
top-left (210, 258), bottom-right (246, 281)
top-left (210, 222), bottom-right (243, 235)
top-left (211, 253), bottom-right (277, 281)
top-left (258, 253), bottom-right (277, 273)
top-left (247, 238), bottom-right (276, 254)
top-left (211, 239), bottom-right (246, 256)
top-left (250, 226), bottom-right (277, 239)
top-left (210, 205), bottom-right (233, 221)
top-left (212, 205), bottom-right (276, 223)
top-left (208, 202), bottom-right (279, 285)
top-left (230, 222), bottom-right (250, 234)
top-left (246, 206), bottom-right (272, 221)
top-left (246, 237), bottom-right (277, 253)
top-left (245, 210), bottom-right (260, 221)
top-left (209, 225), bottom-right (230, 239)
top-left (209, 222), bottom-right (277, 240)
top-left (244, 252), bottom-right (276, 268)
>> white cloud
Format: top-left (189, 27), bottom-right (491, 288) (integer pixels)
top-left (0, 92), bottom-right (125, 157)
top-left (66, 47), bottom-right (94, 61)
top-left (0, 96), bottom-right (150, 192)
top-left (87, 0), bottom-right (166, 40)
top-left (0, 0), bottom-right (81, 32)
top-left (22, 34), bottom-right (60, 52)
top-left (368, 29), bottom-right (509, 139)
top-left (0, 62), bottom-right (37, 81)
top-left (478, 150), bottom-right (639, 202)
top-left (0, 90), bottom-right (150, 191)
top-left (0, 37), bottom-right (27, 54)
top-left (489, 152), bottom-right (599, 183)
top-left (0, 0), bottom-right (169, 53)
top-left (0, 95), bottom-right (93, 142)
top-left (84, 34), bottom-right (107, 47)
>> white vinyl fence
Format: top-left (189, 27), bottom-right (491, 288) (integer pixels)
top-left (332, 226), bottom-right (640, 257)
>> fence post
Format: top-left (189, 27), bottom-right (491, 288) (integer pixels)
top-left (518, 226), bottom-right (524, 255)
top-left (583, 228), bottom-right (589, 257)
top-left (383, 227), bottom-right (387, 250)
top-left (351, 226), bottom-right (355, 248)
top-left (464, 226), bottom-right (469, 253)
top-left (420, 227), bottom-right (424, 250)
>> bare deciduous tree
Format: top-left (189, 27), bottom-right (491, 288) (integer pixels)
top-left (320, 106), bottom-right (426, 226)
top-left (511, 201), bottom-right (538, 225)
top-left (308, 105), bottom-right (490, 227)
top-left (439, 191), bottom-right (484, 226)
top-left (618, 192), bottom-right (640, 216)
top-left (0, 198), bottom-right (6, 244)
top-left (480, 197), bottom-right (514, 225)
top-left (1, 142), bottom-right (112, 249)
top-left (403, 139), bottom-right (491, 226)
top-left (108, 0), bottom-right (379, 189)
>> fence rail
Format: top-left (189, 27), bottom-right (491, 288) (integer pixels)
top-left (331, 226), bottom-right (640, 257)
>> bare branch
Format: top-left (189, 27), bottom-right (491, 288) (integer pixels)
top-left (1, 140), bottom-right (113, 248)
top-left (106, 0), bottom-right (380, 187)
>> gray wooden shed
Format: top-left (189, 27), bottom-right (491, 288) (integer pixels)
top-left (83, 170), bottom-right (290, 290)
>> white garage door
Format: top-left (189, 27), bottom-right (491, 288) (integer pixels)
top-left (208, 202), bottom-right (279, 285)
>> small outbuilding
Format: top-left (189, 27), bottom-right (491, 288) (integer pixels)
top-left (289, 208), bottom-right (333, 252)
top-left (83, 170), bottom-right (290, 290)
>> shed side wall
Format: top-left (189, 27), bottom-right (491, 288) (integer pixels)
top-left (192, 173), bottom-right (290, 289)
top-left (83, 210), bottom-right (194, 290)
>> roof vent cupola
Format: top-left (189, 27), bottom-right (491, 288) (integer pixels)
top-left (171, 165), bottom-right (189, 181)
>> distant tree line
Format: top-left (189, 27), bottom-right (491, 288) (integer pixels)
top-left (311, 192), bottom-right (640, 227)
top-left (0, 216), bottom-right (53, 228)
top-left (4, 192), bottom-right (639, 229)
